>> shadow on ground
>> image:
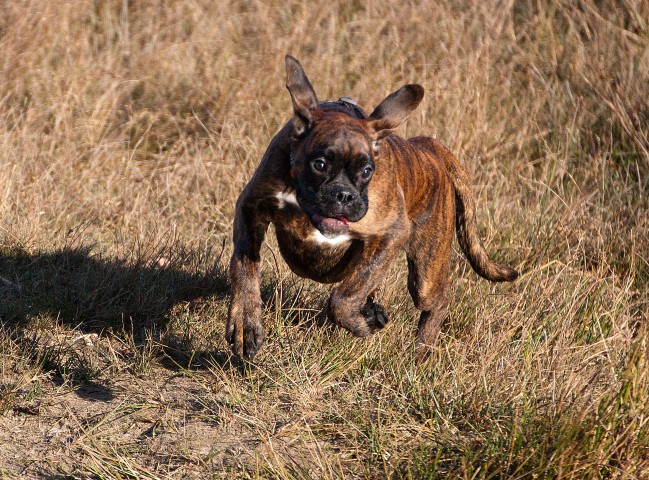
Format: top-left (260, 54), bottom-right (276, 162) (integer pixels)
top-left (0, 245), bottom-right (228, 331)
top-left (0, 244), bottom-right (234, 392)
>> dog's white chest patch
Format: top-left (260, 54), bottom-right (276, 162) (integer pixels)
top-left (273, 190), bottom-right (351, 247)
top-left (309, 229), bottom-right (352, 247)
top-left (275, 190), bottom-right (298, 209)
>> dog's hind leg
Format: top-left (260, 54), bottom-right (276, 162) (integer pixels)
top-left (406, 184), bottom-right (455, 354)
top-left (407, 252), bottom-right (451, 354)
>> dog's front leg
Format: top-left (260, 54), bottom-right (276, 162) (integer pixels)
top-left (226, 203), bottom-right (269, 360)
top-left (327, 236), bottom-right (403, 337)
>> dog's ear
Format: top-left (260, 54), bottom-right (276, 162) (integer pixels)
top-left (285, 55), bottom-right (319, 137)
top-left (367, 84), bottom-right (424, 140)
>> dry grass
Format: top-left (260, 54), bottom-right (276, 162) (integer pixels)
top-left (1, 0), bottom-right (648, 478)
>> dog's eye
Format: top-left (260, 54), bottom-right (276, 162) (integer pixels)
top-left (361, 166), bottom-right (374, 179)
top-left (312, 159), bottom-right (327, 172)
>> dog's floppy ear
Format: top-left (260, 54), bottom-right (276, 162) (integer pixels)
top-left (367, 84), bottom-right (424, 140)
top-left (285, 55), bottom-right (319, 137)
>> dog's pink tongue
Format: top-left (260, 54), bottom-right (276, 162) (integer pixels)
top-left (317, 215), bottom-right (350, 236)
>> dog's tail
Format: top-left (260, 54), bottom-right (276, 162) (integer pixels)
top-left (433, 141), bottom-right (518, 282)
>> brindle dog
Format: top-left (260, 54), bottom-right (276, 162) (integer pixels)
top-left (227, 56), bottom-right (518, 360)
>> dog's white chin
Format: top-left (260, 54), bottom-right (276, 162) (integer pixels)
top-left (309, 229), bottom-right (352, 246)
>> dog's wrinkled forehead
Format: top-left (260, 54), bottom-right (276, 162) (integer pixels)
top-left (302, 113), bottom-right (373, 159)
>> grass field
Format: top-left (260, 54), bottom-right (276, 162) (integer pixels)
top-left (1, 0), bottom-right (648, 478)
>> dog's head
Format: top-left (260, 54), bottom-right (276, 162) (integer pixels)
top-left (285, 55), bottom-right (424, 238)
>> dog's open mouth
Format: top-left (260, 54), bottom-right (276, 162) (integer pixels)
top-left (312, 214), bottom-right (350, 237)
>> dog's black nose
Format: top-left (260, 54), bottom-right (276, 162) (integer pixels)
top-left (332, 189), bottom-right (356, 205)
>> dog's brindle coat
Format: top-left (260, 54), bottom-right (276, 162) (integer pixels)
top-left (227, 56), bottom-right (518, 360)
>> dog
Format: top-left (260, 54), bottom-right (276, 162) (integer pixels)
top-left (226, 55), bottom-right (518, 360)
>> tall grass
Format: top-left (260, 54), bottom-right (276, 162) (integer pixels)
top-left (0, 0), bottom-right (648, 478)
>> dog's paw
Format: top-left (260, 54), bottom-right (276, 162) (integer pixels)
top-left (225, 308), bottom-right (265, 360)
top-left (226, 316), bottom-right (265, 361)
top-left (360, 299), bottom-right (389, 332)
